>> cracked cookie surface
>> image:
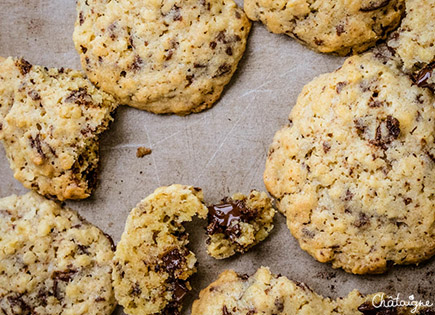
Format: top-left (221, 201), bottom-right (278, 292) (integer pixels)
top-left (0, 192), bottom-right (116, 315)
top-left (73, 0), bottom-right (250, 115)
top-left (264, 52), bottom-right (435, 274)
top-left (387, 0), bottom-right (435, 91)
top-left (0, 57), bottom-right (117, 201)
top-left (192, 267), bottom-right (423, 314)
top-left (206, 190), bottom-right (275, 259)
top-left (112, 185), bottom-right (208, 315)
top-left (244, 0), bottom-right (404, 55)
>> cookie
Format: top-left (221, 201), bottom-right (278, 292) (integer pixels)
top-left (264, 52), bottom-right (435, 274)
top-left (206, 190), bottom-right (275, 259)
top-left (192, 267), bottom-right (424, 314)
top-left (244, 0), bottom-right (404, 55)
top-left (0, 57), bottom-right (117, 201)
top-left (112, 185), bottom-right (208, 315)
top-left (73, 0), bottom-right (251, 115)
top-left (387, 0), bottom-right (435, 90)
top-left (0, 191), bottom-right (116, 315)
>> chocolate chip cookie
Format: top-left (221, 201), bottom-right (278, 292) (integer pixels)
top-left (73, 0), bottom-right (251, 115)
top-left (112, 185), bottom-right (208, 315)
top-left (0, 57), bottom-right (117, 201)
top-left (192, 267), bottom-right (424, 314)
top-left (264, 52), bottom-right (435, 274)
top-left (388, 0), bottom-right (435, 91)
top-left (0, 192), bottom-right (116, 314)
top-left (244, 0), bottom-right (405, 55)
top-left (206, 190), bottom-right (276, 259)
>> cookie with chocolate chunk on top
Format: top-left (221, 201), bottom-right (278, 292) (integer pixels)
top-left (264, 52), bottom-right (435, 274)
top-left (0, 57), bottom-right (117, 201)
top-left (206, 190), bottom-right (276, 259)
top-left (0, 192), bottom-right (116, 315)
top-left (112, 185), bottom-right (208, 315)
top-left (73, 0), bottom-right (251, 115)
top-left (192, 267), bottom-right (427, 314)
top-left (244, 0), bottom-right (404, 55)
top-left (387, 0), bottom-right (435, 91)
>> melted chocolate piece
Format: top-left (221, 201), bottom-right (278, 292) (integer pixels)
top-left (369, 116), bottom-right (400, 149)
top-left (160, 248), bottom-right (186, 274)
top-left (207, 198), bottom-right (257, 240)
top-left (172, 280), bottom-right (189, 303)
top-left (65, 87), bottom-right (93, 106)
top-left (414, 63), bottom-right (434, 90)
top-left (360, 0), bottom-right (390, 12)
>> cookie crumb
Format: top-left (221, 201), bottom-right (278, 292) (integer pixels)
top-left (136, 146), bottom-right (152, 158)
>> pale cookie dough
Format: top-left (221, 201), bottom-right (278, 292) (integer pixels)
top-left (0, 57), bottom-right (117, 201)
top-left (244, 0), bottom-right (405, 55)
top-left (388, 0), bottom-right (435, 90)
top-left (264, 52), bottom-right (435, 274)
top-left (112, 185), bottom-right (208, 315)
top-left (206, 190), bottom-right (276, 259)
top-left (192, 267), bottom-right (425, 314)
top-left (0, 192), bottom-right (116, 315)
top-left (73, 0), bottom-right (251, 115)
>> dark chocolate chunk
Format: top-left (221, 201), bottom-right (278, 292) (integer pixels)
top-left (206, 197), bottom-right (256, 240)
top-left (314, 38), bottom-right (324, 46)
top-left (275, 298), bottom-right (284, 312)
top-left (186, 74), bottom-right (194, 87)
top-left (414, 63), bottom-right (434, 90)
top-left (81, 45), bottom-right (88, 54)
top-left (52, 269), bottom-right (78, 282)
top-left (131, 282), bottom-right (142, 296)
top-left (336, 81), bottom-right (347, 93)
top-left (354, 212), bottom-right (370, 228)
top-left (213, 64), bottom-right (232, 78)
top-left (360, 0), bottom-right (390, 12)
top-left (129, 55), bottom-right (143, 71)
top-left (369, 116), bottom-right (400, 149)
top-left (15, 58), bottom-right (33, 75)
top-left (28, 90), bottom-right (41, 101)
top-left (223, 305), bottom-right (231, 315)
top-left (160, 248), bottom-right (186, 275)
top-left (210, 41), bottom-right (217, 49)
top-left (225, 46), bottom-right (233, 56)
top-left (172, 280), bottom-right (189, 303)
top-left (29, 134), bottom-right (46, 159)
top-left (79, 11), bottom-right (85, 25)
top-left (65, 87), bottom-right (93, 106)
top-left (336, 24), bottom-right (345, 36)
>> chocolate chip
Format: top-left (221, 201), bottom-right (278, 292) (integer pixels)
top-left (28, 90), bottom-right (41, 100)
top-left (131, 282), bottom-right (142, 296)
top-left (171, 5), bottom-right (183, 21)
top-left (213, 64), bottom-right (232, 78)
top-left (81, 45), bottom-right (87, 53)
top-left (77, 244), bottom-right (90, 255)
top-left (275, 298), bottom-right (284, 312)
top-left (368, 99), bottom-right (383, 108)
top-left (225, 47), bottom-right (233, 56)
top-left (95, 297), bottom-right (106, 302)
top-left (354, 212), bottom-right (370, 228)
top-left (200, 0), bottom-right (211, 10)
top-left (186, 74), bottom-right (194, 87)
top-left (314, 38), bottom-right (324, 46)
top-left (65, 87), bottom-right (93, 106)
top-left (323, 142), bottom-right (331, 153)
top-left (336, 24), bottom-right (345, 36)
top-left (414, 63), bottom-right (434, 90)
top-left (52, 269), bottom-right (77, 282)
top-left (210, 41), bottom-right (217, 49)
top-left (129, 55), bottom-right (143, 71)
top-left (369, 116), bottom-right (400, 149)
top-left (403, 197), bottom-right (412, 205)
top-left (216, 31), bottom-right (227, 43)
top-left (223, 305), bottom-right (231, 315)
top-left (172, 280), bottom-right (188, 302)
top-left (207, 198), bottom-right (256, 240)
top-left (160, 248), bottom-right (186, 275)
top-left (6, 294), bottom-right (30, 313)
top-left (15, 58), bottom-right (32, 75)
top-left (29, 134), bottom-right (46, 159)
top-left (79, 11), bottom-right (85, 25)
top-left (360, 0), bottom-right (390, 12)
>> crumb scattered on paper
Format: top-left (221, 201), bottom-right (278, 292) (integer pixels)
top-left (136, 147), bottom-right (152, 158)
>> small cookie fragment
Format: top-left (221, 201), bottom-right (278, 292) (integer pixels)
top-left (112, 185), bottom-right (208, 315)
top-left (73, 0), bottom-right (251, 115)
top-left (206, 190), bottom-right (275, 259)
top-left (0, 192), bottom-right (116, 315)
top-left (264, 52), bottom-right (435, 274)
top-left (0, 57), bottom-right (118, 201)
top-left (192, 267), bottom-right (424, 314)
top-left (136, 146), bottom-right (152, 158)
top-left (244, 0), bottom-right (405, 55)
top-left (387, 0), bottom-right (435, 90)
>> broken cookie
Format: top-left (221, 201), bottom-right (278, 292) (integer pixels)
top-left (112, 185), bottom-right (208, 315)
top-left (0, 57), bottom-right (118, 201)
top-left (206, 190), bottom-right (276, 259)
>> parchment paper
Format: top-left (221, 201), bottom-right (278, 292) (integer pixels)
top-left (0, 1), bottom-right (433, 314)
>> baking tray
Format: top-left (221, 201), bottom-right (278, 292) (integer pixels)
top-left (0, 0), bottom-right (433, 314)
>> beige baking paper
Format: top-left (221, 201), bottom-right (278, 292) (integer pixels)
top-left (0, 1), bottom-right (433, 314)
